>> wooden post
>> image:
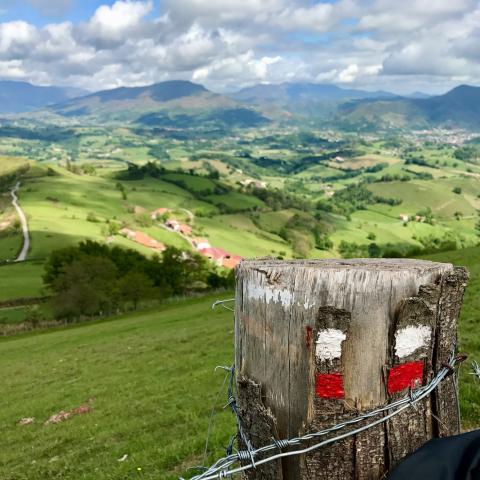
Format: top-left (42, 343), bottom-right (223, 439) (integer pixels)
top-left (235, 259), bottom-right (468, 479)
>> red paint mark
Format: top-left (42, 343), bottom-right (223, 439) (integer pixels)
top-left (387, 361), bottom-right (424, 394)
top-left (315, 373), bottom-right (345, 399)
top-left (305, 326), bottom-right (313, 348)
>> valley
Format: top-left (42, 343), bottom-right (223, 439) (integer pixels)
top-left (0, 79), bottom-right (479, 478)
top-left (1, 0), bottom-right (480, 475)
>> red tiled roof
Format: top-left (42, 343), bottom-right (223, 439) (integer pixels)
top-left (178, 224), bottom-right (192, 235)
top-left (120, 228), bottom-right (165, 251)
top-left (199, 247), bottom-right (229, 260)
top-left (153, 208), bottom-right (169, 215)
top-left (222, 255), bottom-right (242, 269)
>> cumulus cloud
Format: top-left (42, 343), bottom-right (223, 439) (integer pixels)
top-left (0, 0), bottom-right (478, 93)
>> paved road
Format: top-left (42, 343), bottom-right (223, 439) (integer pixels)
top-left (11, 182), bottom-right (29, 262)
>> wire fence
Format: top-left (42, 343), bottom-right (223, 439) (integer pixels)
top-left (188, 299), bottom-right (476, 480)
top-left (183, 351), bottom-right (466, 480)
top-left (471, 360), bottom-right (480, 381)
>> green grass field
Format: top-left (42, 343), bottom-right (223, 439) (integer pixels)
top-left (1, 246), bottom-right (479, 479)
top-left (0, 294), bottom-right (234, 480)
top-left (0, 262), bottom-right (45, 301)
top-left (423, 247), bottom-right (480, 425)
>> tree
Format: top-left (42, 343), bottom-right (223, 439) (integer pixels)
top-left (51, 256), bottom-right (119, 320)
top-left (119, 272), bottom-right (155, 310)
top-left (452, 186), bottom-right (462, 195)
top-left (153, 246), bottom-right (209, 295)
top-left (368, 242), bottom-right (382, 258)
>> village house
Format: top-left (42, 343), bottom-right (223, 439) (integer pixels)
top-left (165, 219), bottom-right (179, 230)
top-left (151, 207), bottom-right (170, 220)
top-left (199, 247), bottom-right (229, 265)
top-left (165, 219), bottom-right (192, 236)
top-left (178, 224), bottom-right (192, 236)
top-left (240, 178), bottom-right (267, 189)
top-left (198, 247), bottom-right (243, 269)
top-left (119, 228), bottom-right (165, 251)
top-left (399, 214), bottom-right (409, 222)
top-left (222, 255), bottom-right (243, 269)
top-left (192, 238), bottom-right (211, 250)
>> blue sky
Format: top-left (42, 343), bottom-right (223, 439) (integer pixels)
top-left (1, 1), bottom-right (116, 24)
top-left (0, 0), bottom-right (478, 93)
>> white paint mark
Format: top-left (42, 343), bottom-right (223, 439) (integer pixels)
top-left (294, 300), bottom-right (316, 310)
top-left (316, 329), bottom-right (346, 361)
top-left (395, 325), bottom-right (431, 358)
top-left (247, 283), bottom-right (294, 308)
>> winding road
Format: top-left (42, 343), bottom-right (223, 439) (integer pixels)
top-left (11, 182), bottom-right (29, 262)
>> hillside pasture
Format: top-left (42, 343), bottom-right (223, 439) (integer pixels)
top-left (367, 179), bottom-right (478, 218)
top-left (0, 248), bottom-right (479, 480)
top-left (196, 214), bottom-right (293, 257)
top-left (0, 294), bottom-right (234, 480)
top-left (0, 261), bottom-right (45, 301)
top-left (330, 153), bottom-right (399, 170)
top-left (205, 191), bottom-right (265, 212)
top-left (162, 172), bottom-right (218, 194)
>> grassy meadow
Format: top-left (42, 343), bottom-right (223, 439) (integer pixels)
top-left (0, 247), bottom-right (479, 479)
top-left (0, 294), bottom-right (235, 480)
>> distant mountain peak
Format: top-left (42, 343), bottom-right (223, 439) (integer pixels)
top-left (0, 80), bottom-right (88, 113)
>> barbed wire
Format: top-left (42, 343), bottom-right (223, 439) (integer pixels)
top-left (183, 351), bottom-right (465, 480)
top-left (471, 360), bottom-right (480, 380)
top-left (211, 299), bottom-right (235, 312)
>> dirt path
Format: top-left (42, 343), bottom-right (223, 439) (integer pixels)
top-left (178, 208), bottom-right (194, 224)
top-left (11, 182), bottom-right (29, 262)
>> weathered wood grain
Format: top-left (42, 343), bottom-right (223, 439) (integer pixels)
top-left (235, 259), bottom-right (467, 479)
top-left (386, 283), bottom-right (440, 469)
top-left (433, 267), bottom-right (469, 437)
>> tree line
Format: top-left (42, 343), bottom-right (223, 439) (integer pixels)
top-left (44, 240), bottom-right (234, 321)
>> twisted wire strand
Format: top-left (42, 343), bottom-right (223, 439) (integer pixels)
top-left (211, 299), bottom-right (235, 312)
top-left (471, 360), bottom-right (480, 380)
top-left (185, 352), bottom-right (463, 480)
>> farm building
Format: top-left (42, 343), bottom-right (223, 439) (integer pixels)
top-left (192, 238), bottom-right (211, 250)
top-left (165, 219), bottom-right (192, 235)
top-left (199, 247), bottom-right (242, 269)
top-left (240, 178), bottom-right (267, 189)
top-left (119, 228), bottom-right (165, 251)
top-left (151, 207), bottom-right (170, 220)
top-left (222, 255), bottom-right (242, 269)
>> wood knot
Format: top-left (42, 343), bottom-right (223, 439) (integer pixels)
top-left (255, 268), bottom-right (283, 285)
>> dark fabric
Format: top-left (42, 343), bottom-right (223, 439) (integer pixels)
top-left (388, 430), bottom-right (480, 480)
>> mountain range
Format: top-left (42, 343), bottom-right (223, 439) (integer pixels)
top-left (338, 85), bottom-right (480, 130)
top-left (0, 81), bottom-right (87, 114)
top-left (1, 79), bottom-right (480, 130)
top-left (231, 82), bottom-right (396, 104)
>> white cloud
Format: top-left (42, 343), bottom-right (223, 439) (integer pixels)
top-left (0, 21), bottom-right (37, 55)
top-left (81, 0), bottom-right (153, 47)
top-left (0, 0), bottom-right (478, 94)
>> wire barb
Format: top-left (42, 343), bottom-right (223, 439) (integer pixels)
top-left (211, 299), bottom-right (235, 312)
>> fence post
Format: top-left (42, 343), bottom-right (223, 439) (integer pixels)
top-left (235, 259), bottom-right (468, 479)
